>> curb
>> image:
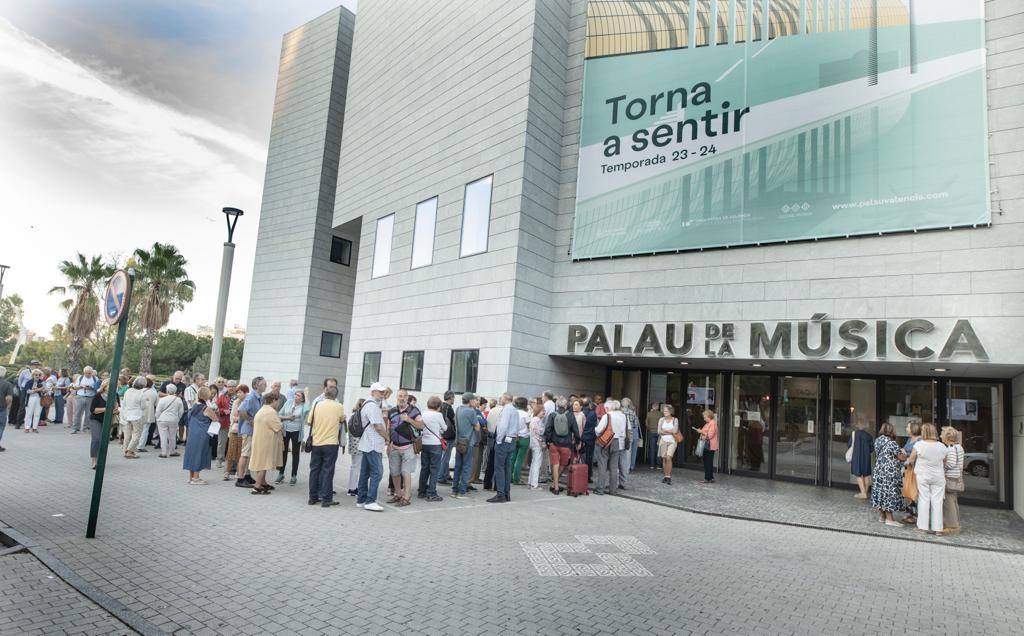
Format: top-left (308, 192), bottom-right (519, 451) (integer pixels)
top-left (0, 525), bottom-right (167, 636)
top-left (616, 493), bottom-right (1024, 556)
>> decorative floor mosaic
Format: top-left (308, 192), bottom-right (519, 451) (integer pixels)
top-left (520, 535), bottom-right (655, 577)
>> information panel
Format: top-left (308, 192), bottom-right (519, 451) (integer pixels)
top-left (572, 1), bottom-right (990, 260)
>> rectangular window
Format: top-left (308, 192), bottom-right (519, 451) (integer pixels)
top-left (448, 349), bottom-right (479, 393)
top-left (411, 197), bottom-right (437, 268)
top-left (400, 350), bottom-right (424, 391)
top-left (361, 352), bottom-right (381, 387)
top-left (459, 175), bottom-right (492, 257)
top-left (330, 236), bottom-right (352, 266)
top-left (372, 214), bottom-right (394, 278)
top-left (319, 331), bottom-right (343, 358)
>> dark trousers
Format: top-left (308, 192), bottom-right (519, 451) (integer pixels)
top-left (493, 441), bottom-right (515, 500)
top-left (703, 449), bottom-right (716, 481)
top-left (417, 445), bottom-right (443, 497)
top-left (280, 430), bottom-right (301, 477)
top-left (308, 444), bottom-right (339, 502)
top-left (483, 436), bottom-right (496, 490)
top-left (54, 394), bottom-right (65, 424)
top-left (583, 440), bottom-right (595, 477)
top-left (142, 422), bottom-right (156, 448)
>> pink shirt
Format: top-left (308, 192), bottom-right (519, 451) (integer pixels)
top-left (700, 419), bottom-right (719, 451)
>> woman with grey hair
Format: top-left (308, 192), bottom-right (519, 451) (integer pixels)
top-left (155, 383), bottom-right (185, 457)
top-left (593, 400), bottom-right (628, 495)
top-left (120, 376), bottom-right (148, 458)
top-left (620, 397), bottom-right (641, 475)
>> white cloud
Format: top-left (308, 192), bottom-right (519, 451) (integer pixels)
top-left (0, 17), bottom-right (265, 337)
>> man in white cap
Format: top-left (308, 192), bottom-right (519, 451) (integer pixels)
top-left (356, 382), bottom-right (389, 512)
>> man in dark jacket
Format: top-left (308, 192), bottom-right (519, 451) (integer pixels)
top-left (437, 391), bottom-right (457, 485)
top-left (581, 397), bottom-right (598, 482)
top-left (544, 398), bottom-right (581, 494)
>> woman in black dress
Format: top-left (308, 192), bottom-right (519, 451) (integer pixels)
top-left (849, 422), bottom-right (873, 499)
top-left (870, 422), bottom-right (904, 526)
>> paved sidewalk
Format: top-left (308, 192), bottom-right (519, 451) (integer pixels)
top-left (1, 428), bottom-right (1023, 635)
top-left (621, 465), bottom-right (1024, 553)
top-left (0, 550), bottom-right (132, 635)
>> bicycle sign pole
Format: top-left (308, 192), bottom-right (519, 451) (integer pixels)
top-left (86, 268), bottom-right (134, 539)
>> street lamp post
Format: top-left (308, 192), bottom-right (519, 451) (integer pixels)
top-left (209, 208), bottom-right (243, 381)
top-left (0, 264), bottom-right (9, 301)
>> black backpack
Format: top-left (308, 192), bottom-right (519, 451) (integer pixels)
top-left (349, 405), bottom-right (367, 438)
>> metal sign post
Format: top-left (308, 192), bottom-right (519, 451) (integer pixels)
top-left (86, 269), bottom-right (134, 539)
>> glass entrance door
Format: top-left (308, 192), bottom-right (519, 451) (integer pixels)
top-left (775, 376), bottom-right (820, 481)
top-left (731, 374), bottom-right (770, 474)
top-left (648, 371), bottom-right (683, 466)
top-left (680, 373), bottom-right (724, 465)
top-left (828, 378), bottom-right (877, 487)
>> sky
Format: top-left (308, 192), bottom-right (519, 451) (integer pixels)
top-left (0, 0), bottom-right (356, 336)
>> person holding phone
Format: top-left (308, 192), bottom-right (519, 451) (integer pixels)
top-left (697, 409), bottom-right (718, 484)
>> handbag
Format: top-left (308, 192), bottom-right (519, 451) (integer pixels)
top-left (421, 420), bottom-right (448, 453)
top-left (456, 438), bottom-right (469, 456)
top-left (672, 430), bottom-right (683, 444)
top-left (902, 467), bottom-right (918, 502)
top-left (695, 437), bottom-right (707, 457)
top-left (596, 415), bottom-right (615, 448)
top-left (303, 403), bottom-right (318, 453)
top-left (945, 476), bottom-right (965, 493)
top-left (845, 431), bottom-right (855, 463)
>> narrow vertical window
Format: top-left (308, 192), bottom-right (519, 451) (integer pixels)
top-left (361, 352), bottom-right (381, 387)
top-left (449, 349), bottom-right (479, 393)
top-left (411, 197), bottom-right (437, 268)
top-left (372, 214), bottom-right (394, 277)
top-left (400, 350), bottom-right (424, 391)
top-left (460, 175), bottom-right (492, 257)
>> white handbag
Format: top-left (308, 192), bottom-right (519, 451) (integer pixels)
top-left (844, 430), bottom-right (855, 463)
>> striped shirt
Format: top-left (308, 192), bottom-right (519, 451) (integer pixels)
top-left (944, 444), bottom-right (964, 479)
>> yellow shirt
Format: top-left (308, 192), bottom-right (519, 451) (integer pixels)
top-left (306, 399), bottom-right (345, 446)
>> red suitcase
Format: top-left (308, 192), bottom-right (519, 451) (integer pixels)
top-left (567, 454), bottom-right (589, 497)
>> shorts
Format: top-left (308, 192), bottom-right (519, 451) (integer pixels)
top-left (388, 446), bottom-right (417, 476)
top-left (240, 435), bottom-right (253, 457)
top-left (548, 444), bottom-right (571, 467)
top-left (658, 440), bottom-right (677, 458)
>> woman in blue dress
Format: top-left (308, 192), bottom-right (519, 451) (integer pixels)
top-left (870, 422), bottom-right (905, 526)
top-left (182, 387), bottom-right (219, 485)
top-left (849, 422), bottom-right (873, 499)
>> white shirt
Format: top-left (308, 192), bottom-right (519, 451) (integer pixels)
top-left (357, 399), bottom-right (386, 453)
top-left (143, 387), bottom-right (159, 423)
top-left (913, 440), bottom-right (947, 479)
top-left (122, 388), bottom-right (145, 421)
top-left (944, 444), bottom-right (964, 479)
top-left (420, 410), bottom-right (447, 446)
top-left (659, 417), bottom-right (678, 443)
top-left (596, 411), bottom-right (627, 439)
top-left (517, 409), bottom-right (530, 437)
top-left (543, 400), bottom-right (555, 416)
top-left (184, 384), bottom-right (199, 407)
top-left (155, 394), bottom-right (184, 424)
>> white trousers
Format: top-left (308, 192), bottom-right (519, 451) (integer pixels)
top-left (25, 395), bottom-right (42, 430)
top-left (157, 420), bottom-right (177, 455)
top-left (347, 449), bottom-right (362, 490)
top-left (122, 419), bottom-right (143, 454)
top-left (916, 473), bottom-right (945, 532)
top-left (528, 442), bottom-right (543, 487)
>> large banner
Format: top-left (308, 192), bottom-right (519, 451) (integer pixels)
top-left (572, 1), bottom-right (990, 260)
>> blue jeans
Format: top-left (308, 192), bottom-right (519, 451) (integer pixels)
top-left (357, 450), bottom-right (383, 504)
top-left (493, 441), bottom-right (515, 500)
top-left (453, 444), bottom-right (475, 494)
top-left (54, 394), bottom-right (65, 424)
top-left (308, 444), bottom-right (339, 502)
top-left (417, 445), bottom-right (443, 497)
top-left (0, 408), bottom-right (7, 443)
top-left (630, 427), bottom-right (640, 470)
top-left (438, 441), bottom-right (454, 483)
top-left (647, 432), bottom-right (661, 467)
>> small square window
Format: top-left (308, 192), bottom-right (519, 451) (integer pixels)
top-left (400, 350), bottom-right (424, 391)
top-left (449, 349), bottom-right (479, 393)
top-left (319, 331), bottom-right (343, 358)
top-left (361, 352), bottom-right (381, 387)
top-left (330, 236), bottom-right (352, 266)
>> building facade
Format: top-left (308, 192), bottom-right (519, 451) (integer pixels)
top-left (242, 1), bottom-right (1024, 516)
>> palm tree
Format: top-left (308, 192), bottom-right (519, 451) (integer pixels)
top-left (133, 243), bottom-right (195, 374)
top-left (49, 254), bottom-right (114, 373)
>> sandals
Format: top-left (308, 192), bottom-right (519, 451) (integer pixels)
top-left (251, 486), bottom-right (271, 495)
top-left (386, 495), bottom-right (402, 504)
top-left (396, 499), bottom-right (411, 507)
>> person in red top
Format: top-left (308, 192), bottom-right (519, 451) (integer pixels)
top-left (215, 379), bottom-right (235, 468)
top-left (698, 409), bottom-right (719, 484)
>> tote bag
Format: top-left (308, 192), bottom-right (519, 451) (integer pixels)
top-left (902, 468), bottom-right (918, 502)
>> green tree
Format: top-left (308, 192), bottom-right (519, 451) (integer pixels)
top-left (132, 243), bottom-right (195, 374)
top-left (0, 293), bottom-right (24, 359)
top-left (150, 329), bottom-right (200, 375)
top-left (219, 337), bottom-right (245, 380)
top-left (48, 254), bottom-right (115, 373)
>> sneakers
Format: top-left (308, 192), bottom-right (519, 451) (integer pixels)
top-left (308, 499), bottom-right (321, 506)
top-left (235, 479), bottom-right (251, 488)
top-left (356, 503), bottom-right (365, 508)
top-left (188, 478), bottom-right (208, 485)
top-left (289, 477), bottom-right (297, 486)
top-left (364, 502), bottom-right (384, 512)
top-left (275, 473), bottom-right (284, 484)
top-left (426, 496), bottom-right (444, 502)
top-left (486, 495), bottom-right (508, 503)
top-left (321, 501), bottom-right (340, 508)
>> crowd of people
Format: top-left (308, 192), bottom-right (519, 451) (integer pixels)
top-left (0, 359), bottom-right (967, 532)
top-left (0, 361), bottom-right (723, 510)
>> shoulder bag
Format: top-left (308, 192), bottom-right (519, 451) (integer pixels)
top-left (902, 466), bottom-right (918, 502)
top-left (303, 403), bottom-right (319, 453)
top-left (672, 419), bottom-right (683, 444)
top-left (596, 415), bottom-right (615, 448)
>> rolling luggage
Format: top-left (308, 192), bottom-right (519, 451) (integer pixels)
top-left (567, 453), bottom-right (589, 497)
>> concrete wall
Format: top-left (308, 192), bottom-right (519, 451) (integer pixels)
top-left (240, 7), bottom-right (354, 388)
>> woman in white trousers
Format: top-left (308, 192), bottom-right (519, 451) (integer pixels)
top-left (154, 385), bottom-right (184, 457)
top-left (23, 370), bottom-right (45, 432)
top-left (906, 423), bottom-right (948, 534)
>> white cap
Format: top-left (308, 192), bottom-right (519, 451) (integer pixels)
top-left (369, 382), bottom-right (387, 393)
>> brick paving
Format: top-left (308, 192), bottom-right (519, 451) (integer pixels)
top-left (622, 465), bottom-right (1024, 553)
top-left (0, 429), bottom-right (1023, 635)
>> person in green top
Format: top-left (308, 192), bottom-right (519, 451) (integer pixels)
top-left (277, 389), bottom-right (311, 485)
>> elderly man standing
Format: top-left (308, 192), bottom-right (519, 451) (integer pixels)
top-left (386, 389), bottom-right (423, 507)
top-left (356, 382), bottom-right (389, 512)
top-left (235, 376), bottom-right (265, 488)
top-left (155, 384), bottom-right (185, 457)
top-left (489, 393), bottom-right (521, 504)
top-left (120, 377), bottom-right (148, 459)
top-left (70, 367), bottom-right (101, 434)
top-left (306, 385), bottom-right (346, 507)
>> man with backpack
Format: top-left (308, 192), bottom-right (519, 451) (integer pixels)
top-left (437, 391), bottom-right (457, 485)
top-left (544, 397), bottom-right (581, 495)
top-left (356, 382), bottom-right (389, 512)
